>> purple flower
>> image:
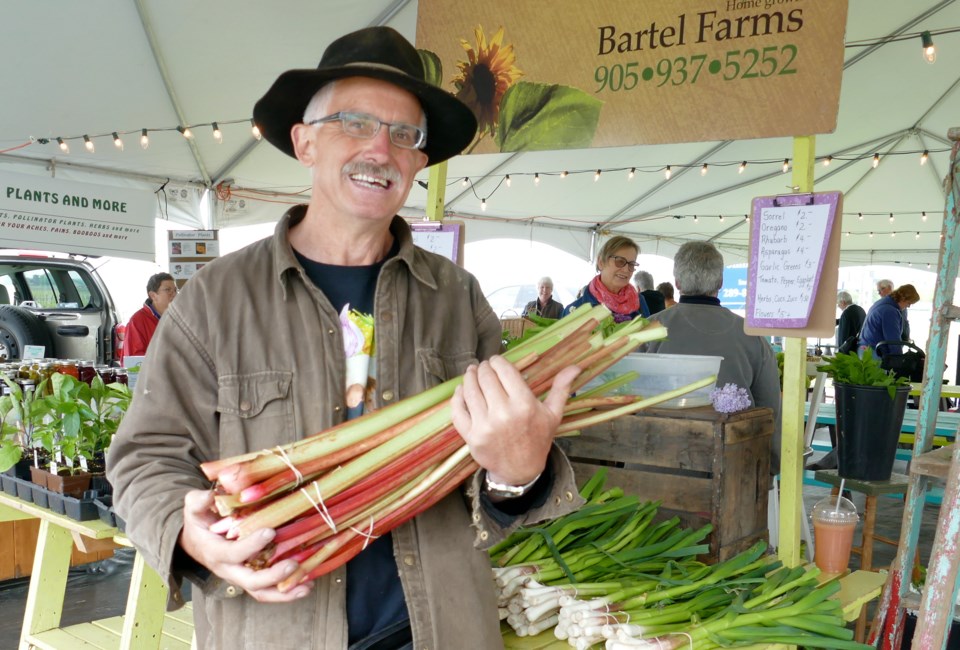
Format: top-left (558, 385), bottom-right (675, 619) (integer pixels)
top-left (711, 383), bottom-right (752, 413)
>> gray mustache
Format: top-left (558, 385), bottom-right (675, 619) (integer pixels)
top-left (343, 162), bottom-right (401, 184)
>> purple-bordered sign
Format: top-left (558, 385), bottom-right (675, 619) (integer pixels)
top-left (409, 222), bottom-right (461, 264)
top-left (745, 192), bottom-right (841, 329)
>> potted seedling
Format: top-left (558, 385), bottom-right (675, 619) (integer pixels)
top-left (817, 349), bottom-right (911, 481)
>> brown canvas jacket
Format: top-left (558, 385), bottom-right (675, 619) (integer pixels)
top-left (107, 206), bottom-right (583, 650)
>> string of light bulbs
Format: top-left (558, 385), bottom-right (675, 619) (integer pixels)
top-left (446, 146), bottom-right (951, 209)
top-left (29, 117), bottom-right (262, 154)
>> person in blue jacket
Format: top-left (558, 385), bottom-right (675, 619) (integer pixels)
top-left (563, 235), bottom-right (649, 322)
top-left (859, 283), bottom-right (920, 357)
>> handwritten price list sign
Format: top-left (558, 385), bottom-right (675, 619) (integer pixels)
top-left (746, 193), bottom-right (839, 329)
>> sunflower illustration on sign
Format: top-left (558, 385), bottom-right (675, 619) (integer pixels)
top-left (418, 25), bottom-right (602, 154)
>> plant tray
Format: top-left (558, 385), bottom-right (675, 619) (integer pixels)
top-left (31, 484), bottom-right (50, 509)
top-left (47, 491), bottom-right (66, 515)
top-left (63, 494), bottom-right (99, 521)
top-left (1, 474), bottom-right (19, 496)
top-left (95, 495), bottom-right (116, 527)
top-left (16, 477), bottom-right (33, 502)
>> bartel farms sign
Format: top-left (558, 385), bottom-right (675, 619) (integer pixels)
top-left (416, 0), bottom-right (848, 153)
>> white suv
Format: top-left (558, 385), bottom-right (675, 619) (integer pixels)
top-left (0, 253), bottom-right (121, 364)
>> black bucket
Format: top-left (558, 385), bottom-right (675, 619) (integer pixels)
top-left (835, 383), bottom-right (910, 481)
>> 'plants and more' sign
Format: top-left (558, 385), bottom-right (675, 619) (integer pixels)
top-left (416, 0), bottom-right (848, 153)
top-left (0, 170), bottom-right (155, 261)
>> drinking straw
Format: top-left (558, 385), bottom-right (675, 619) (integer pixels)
top-left (834, 479), bottom-right (846, 512)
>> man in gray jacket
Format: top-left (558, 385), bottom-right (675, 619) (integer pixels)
top-left (107, 26), bottom-right (582, 650)
top-left (643, 241), bottom-right (782, 473)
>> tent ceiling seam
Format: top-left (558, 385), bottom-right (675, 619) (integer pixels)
top-left (134, 0), bottom-right (212, 187)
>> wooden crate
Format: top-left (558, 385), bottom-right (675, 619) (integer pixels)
top-left (556, 405), bottom-right (773, 562)
top-left (500, 317), bottom-right (535, 339)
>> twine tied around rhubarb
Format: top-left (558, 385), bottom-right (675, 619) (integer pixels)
top-left (273, 445), bottom-right (304, 486)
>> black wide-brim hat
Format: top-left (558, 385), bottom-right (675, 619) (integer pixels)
top-left (253, 26), bottom-right (477, 167)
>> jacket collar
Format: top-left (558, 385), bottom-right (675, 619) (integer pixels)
top-left (271, 205), bottom-right (439, 298)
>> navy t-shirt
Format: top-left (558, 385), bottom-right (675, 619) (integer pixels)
top-left (295, 247), bottom-right (409, 645)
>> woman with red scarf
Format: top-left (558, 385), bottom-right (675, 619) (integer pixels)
top-left (563, 236), bottom-right (649, 322)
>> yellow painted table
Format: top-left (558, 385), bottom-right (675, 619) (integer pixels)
top-left (0, 490), bottom-right (194, 649)
top-left (909, 382), bottom-right (960, 398)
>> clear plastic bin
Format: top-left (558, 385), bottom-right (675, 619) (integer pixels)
top-left (583, 352), bottom-right (723, 408)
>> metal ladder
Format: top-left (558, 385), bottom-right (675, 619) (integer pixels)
top-left (870, 126), bottom-right (960, 648)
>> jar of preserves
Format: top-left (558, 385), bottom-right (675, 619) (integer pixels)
top-left (55, 360), bottom-right (80, 379)
top-left (97, 367), bottom-right (117, 384)
top-left (114, 368), bottom-right (129, 385)
top-left (78, 361), bottom-right (97, 385)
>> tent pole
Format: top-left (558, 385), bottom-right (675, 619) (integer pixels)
top-left (778, 135), bottom-right (816, 569)
top-left (425, 161), bottom-right (448, 222)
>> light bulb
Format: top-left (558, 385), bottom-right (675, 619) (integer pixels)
top-left (922, 211), bottom-right (928, 222)
top-left (744, 214), bottom-right (749, 221)
top-left (534, 173), bottom-right (540, 186)
top-left (461, 177), bottom-right (468, 187)
top-left (891, 232), bottom-right (896, 238)
top-left (920, 150), bottom-right (929, 165)
top-left (212, 122), bottom-right (223, 144)
top-left (869, 232), bottom-right (874, 238)
top-left (823, 156), bottom-right (832, 167)
top-left (872, 153), bottom-right (880, 168)
top-left (505, 174), bottom-right (511, 187)
top-left (916, 232), bottom-right (921, 239)
top-left (718, 214), bottom-right (724, 222)
top-left (250, 120), bottom-right (262, 140)
top-left (701, 163), bottom-right (708, 176)
top-left (178, 126), bottom-right (193, 139)
top-left (481, 198), bottom-right (487, 211)
top-left (628, 167), bottom-right (635, 180)
top-left (560, 170), bottom-right (568, 179)
top-left (782, 159), bottom-right (789, 173)
top-left (83, 135), bottom-right (94, 153)
top-left (594, 170), bottom-right (601, 182)
top-left (845, 231), bottom-right (850, 237)
top-left (858, 212), bottom-right (863, 220)
top-left (112, 132), bottom-right (123, 150)
top-left (664, 166), bottom-right (672, 180)
top-left (922, 31), bottom-right (936, 64)
top-left (693, 215), bottom-right (699, 222)
top-left (889, 213), bottom-right (894, 223)
top-left (57, 137), bottom-right (69, 153)
top-left (738, 161), bottom-right (746, 174)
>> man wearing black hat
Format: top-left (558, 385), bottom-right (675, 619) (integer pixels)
top-left (107, 26), bottom-right (582, 650)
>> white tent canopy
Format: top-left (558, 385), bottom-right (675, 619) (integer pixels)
top-left (2, 0), bottom-right (958, 267)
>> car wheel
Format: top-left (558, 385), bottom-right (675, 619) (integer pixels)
top-left (0, 305), bottom-right (54, 362)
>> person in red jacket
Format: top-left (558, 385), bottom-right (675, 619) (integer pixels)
top-left (124, 272), bottom-right (177, 358)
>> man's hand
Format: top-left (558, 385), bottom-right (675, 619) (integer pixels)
top-left (178, 489), bottom-right (314, 602)
top-left (451, 355), bottom-right (580, 486)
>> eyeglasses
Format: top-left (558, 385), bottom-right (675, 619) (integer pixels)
top-left (307, 111), bottom-right (427, 150)
top-left (609, 255), bottom-right (639, 270)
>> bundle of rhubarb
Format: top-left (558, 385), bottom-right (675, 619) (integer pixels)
top-left (200, 305), bottom-right (715, 592)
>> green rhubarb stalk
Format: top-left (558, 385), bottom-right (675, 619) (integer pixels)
top-left (556, 375), bottom-right (717, 435)
top-left (570, 371), bottom-right (639, 401)
top-left (279, 447), bottom-right (477, 589)
top-left (231, 407), bottom-right (455, 538)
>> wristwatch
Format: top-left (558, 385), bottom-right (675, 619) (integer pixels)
top-left (483, 471), bottom-right (542, 499)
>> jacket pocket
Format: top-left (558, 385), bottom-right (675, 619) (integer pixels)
top-left (217, 371), bottom-right (294, 457)
top-left (417, 349), bottom-right (479, 387)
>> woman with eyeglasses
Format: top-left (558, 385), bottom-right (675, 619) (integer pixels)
top-left (123, 272), bottom-right (178, 361)
top-left (562, 236), bottom-right (650, 322)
